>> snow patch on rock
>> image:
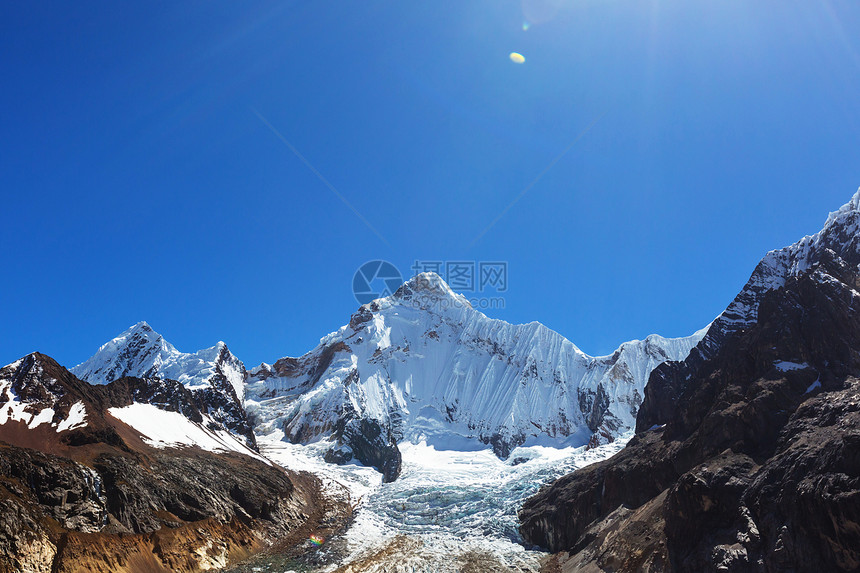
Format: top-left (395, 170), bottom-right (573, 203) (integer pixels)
top-left (56, 401), bottom-right (88, 432)
top-left (107, 403), bottom-right (270, 464)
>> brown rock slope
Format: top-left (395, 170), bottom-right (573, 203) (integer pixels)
top-left (520, 193), bottom-right (860, 572)
top-left (0, 353), bottom-right (346, 573)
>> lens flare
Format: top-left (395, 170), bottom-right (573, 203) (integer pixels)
top-left (522, 21), bottom-right (531, 31)
top-left (509, 52), bottom-right (526, 64)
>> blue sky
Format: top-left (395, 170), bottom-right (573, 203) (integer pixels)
top-left (1, 1), bottom-right (859, 368)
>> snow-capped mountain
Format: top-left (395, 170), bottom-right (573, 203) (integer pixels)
top-left (638, 188), bottom-right (860, 432)
top-left (246, 273), bottom-right (706, 481)
top-left (71, 322), bottom-right (254, 447)
top-left (72, 321), bottom-right (246, 402)
top-left (69, 285), bottom-right (705, 482)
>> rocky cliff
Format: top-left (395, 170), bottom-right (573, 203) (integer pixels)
top-left (519, 191), bottom-right (860, 572)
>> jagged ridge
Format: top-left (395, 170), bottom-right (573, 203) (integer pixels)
top-left (72, 322), bottom-right (255, 448)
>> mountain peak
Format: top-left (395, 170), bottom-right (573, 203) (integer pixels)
top-left (714, 189), bottom-right (860, 334)
top-left (118, 320), bottom-right (157, 338)
top-left (4, 351), bottom-right (62, 378)
top-left (0, 352), bottom-right (93, 416)
top-left (100, 320), bottom-right (169, 350)
top-left (768, 190), bottom-right (860, 280)
top-left (389, 272), bottom-right (469, 307)
top-left (848, 186), bottom-right (860, 210)
top-left (824, 186), bottom-right (860, 228)
top-left (406, 272), bottom-right (451, 291)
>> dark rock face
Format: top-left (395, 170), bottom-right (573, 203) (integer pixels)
top-left (193, 384), bottom-right (257, 449)
top-left (0, 441), bottom-right (299, 535)
top-left (520, 196), bottom-right (860, 572)
top-left (483, 431), bottom-right (526, 459)
top-left (185, 343), bottom-right (257, 449)
top-left (0, 444), bottom-right (108, 534)
top-left (325, 417), bottom-right (402, 483)
top-left (546, 490), bottom-right (671, 573)
top-left (0, 441), bottom-right (323, 572)
top-left (91, 450), bottom-right (299, 535)
top-left (519, 430), bottom-right (681, 554)
top-left (741, 384), bottom-right (860, 571)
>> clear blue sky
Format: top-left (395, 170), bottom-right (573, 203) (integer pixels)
top-left (2, 1), bottom-right (859, 369)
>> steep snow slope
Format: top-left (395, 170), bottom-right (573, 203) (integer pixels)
top-left (107, 403), bottom-right (270, 463)
top-left (246, 273), bottom-right (706, 479)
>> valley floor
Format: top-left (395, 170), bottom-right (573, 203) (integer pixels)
top-left (226, 432), bottom-right (631, 573)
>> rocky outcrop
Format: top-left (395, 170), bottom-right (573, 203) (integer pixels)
top-left (520, 191), bottom-right (860, 572)
top-left (541, 490), bottom-right (671, 573)
top-left (324, 417), bottom-right (402, 483)
top-left (0, 353), bottom-right (346, 573)
top-left (0, 440), bottom-right (322, 572)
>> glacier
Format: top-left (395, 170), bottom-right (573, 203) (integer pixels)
top-left (232, 430), bottom-right (635, 573)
